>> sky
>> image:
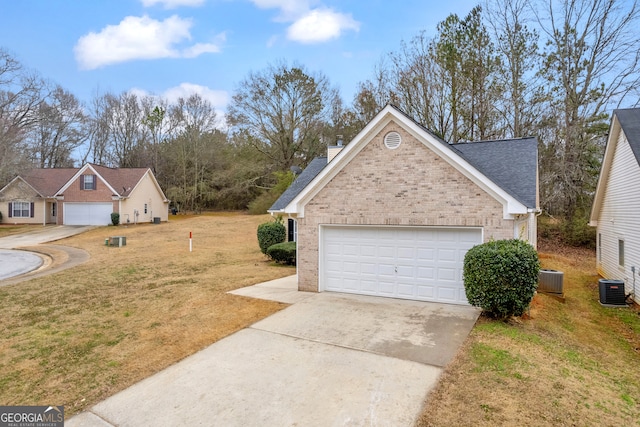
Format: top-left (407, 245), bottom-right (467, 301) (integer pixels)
top-left (0, 0), bottom-right (481, 118)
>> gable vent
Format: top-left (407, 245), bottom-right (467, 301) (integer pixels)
top-left (384, 131), bottom-right (402, 149)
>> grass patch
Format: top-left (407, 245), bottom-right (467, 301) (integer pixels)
top-left (0, 224), bottom-right (35, 237)
top-left (417, 245), bottom-right (640, 427)
top-left (0, 213), bottom-right (293, 417)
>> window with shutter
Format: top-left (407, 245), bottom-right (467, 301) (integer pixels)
top-left (11, 201), bottom-right (31, 218)
top-left (81, 174), bottom-right (96, 190)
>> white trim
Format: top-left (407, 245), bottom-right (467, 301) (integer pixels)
top-left (57, 164), bottom-right (119, 196)
top-left (283, 105), bottom-right (528, 219)
top-left (590, 114), bottom-right (621, 225)
top-left (0, 176), bottom-right (43, 198)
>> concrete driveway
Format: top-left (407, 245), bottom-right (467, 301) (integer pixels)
top-left (0, 226), bottom-right (93, 282)
top-left (69, 277), bottom-right (479, 426)
top-left (0, 225), bottom-right (94, 249)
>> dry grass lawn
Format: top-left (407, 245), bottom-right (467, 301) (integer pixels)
top-left (417, 244), bottom-right (640, 426)
top-left (0, 213), bottom-right (294, 416)
top-left (0, 224), bottom-right (35, 237)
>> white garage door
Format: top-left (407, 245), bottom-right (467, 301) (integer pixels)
top-left (64, 203), bottom-right (113, 225)
top-left (321, 226), bottom-right (482, 305)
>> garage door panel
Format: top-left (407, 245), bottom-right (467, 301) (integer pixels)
top-left (64, 203), bottom-right (113, 226)
top-left (416, 285), bottom-right (435, 298)
top-left (322, 226), bottom-right (481, 305)
top-left (417, 267), bottom-right (434, 279)
top-left (437, 287), bottom-right (458, 303)
top-left (437, 267), bottom-right (457, 281)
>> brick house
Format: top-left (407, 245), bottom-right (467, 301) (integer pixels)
top-left (0, 163), bottom-right (169, 226)
top-left (269, 105), bottom-right (539, 305)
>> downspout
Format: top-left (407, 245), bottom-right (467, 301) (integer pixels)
top-left (527, 208), bottom-right (542, 249)
top-left (42, 200), bottom-right (46, 226)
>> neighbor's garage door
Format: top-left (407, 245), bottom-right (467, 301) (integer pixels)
top-left (64, 203), bottom-right (113, 225)
top-left (321, 226), bottom-right (482, 305)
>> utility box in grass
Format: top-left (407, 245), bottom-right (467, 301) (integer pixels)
top-left (109, 236), bottom-right (126, 247)
top-left (538, 269), bottom-right (564, 295)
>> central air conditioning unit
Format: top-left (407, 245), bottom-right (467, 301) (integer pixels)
top-left (598, 279), bottom-right (626, 305)
top-left (538, 269), bottom-right (564, 295)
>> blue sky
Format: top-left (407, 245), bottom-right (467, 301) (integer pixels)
top-left (0, 0), bottom-right (480, 115)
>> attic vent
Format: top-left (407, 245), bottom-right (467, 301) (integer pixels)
top-left (384, 131), bottom-right (401, 149)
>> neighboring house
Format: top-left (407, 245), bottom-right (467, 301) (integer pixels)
top-left (590, 108), bottom-right (640, 305)
top-left (269, 105), bottom-right (539, 305)
top-left (0, 164), bottom-right (169, 226)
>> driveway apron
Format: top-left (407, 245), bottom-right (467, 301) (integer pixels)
top-left (68, 277), bottom-right (479, 427)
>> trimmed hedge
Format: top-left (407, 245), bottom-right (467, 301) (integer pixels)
top-left (463, 239), bottom-right (540, 319)
top-left (111, 212), bottom-right (120, 226)
top-left (257, 221), bottom-right (286, 254)
top-left (266, 241), bottom-right (296, 265)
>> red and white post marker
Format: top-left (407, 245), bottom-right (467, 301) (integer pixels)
top-left (189, 231), bottom-right (193, 252)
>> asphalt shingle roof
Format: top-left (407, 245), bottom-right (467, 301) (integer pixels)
top-left (269, 158), bottom-right (328, 212)
top-left (449, 138), bottom-right (538, 208)
top-left (614, 108), bottom-right (640, 167)
top-left (269, 105), bottom-right (539, 212)
top-left (20, 168), bottom-right (78, 196)
top-left (8, 164), bottom-right (151, 198)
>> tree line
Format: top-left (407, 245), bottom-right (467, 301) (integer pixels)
top-left (1, 0), bottom-right (639, 240)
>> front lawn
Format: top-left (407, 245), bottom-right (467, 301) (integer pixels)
top-left (0, 213), bottom-right (294, 416)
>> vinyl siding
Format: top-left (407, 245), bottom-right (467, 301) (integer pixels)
top-left (120, 172), bottom-right (168, 223)
top-left (597, 130), bottom-right (640, 304)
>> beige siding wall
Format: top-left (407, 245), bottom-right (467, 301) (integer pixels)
top-left (297, 122), bottom-right (514, 292)
top-left (596, 131), bottom-right (640, 304)
top-left (121, 173), bottom-right (168, 223)
top-left (0, 180), bottom-right (47, 225)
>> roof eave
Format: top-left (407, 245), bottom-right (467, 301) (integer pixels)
top-left (283, 105), bottom-right (533, 220)
top-left (590, 114), bottom-right (620, 224)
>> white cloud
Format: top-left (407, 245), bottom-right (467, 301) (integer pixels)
top-left (251, 0), bottom-right (310, 21)
top-left (250, 1), bottom-right (359, 44)
top-left (162, 83), bottom-right (229, 110)
top-left (287, 9), bottom-right (359, 44)
top-left (141, 0), bottom-right (205, 8)
top-left (74, 15), bottom-right (223, 69)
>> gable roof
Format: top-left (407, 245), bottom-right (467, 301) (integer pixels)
top-left (590, 108), bottom-right (640, 224)
top-left (1, 164), bottom-right (167, 201)
top-left (90, 164), bottom-right (149, 197)
top-left (613, 108), bottom-right (640, 166)
top-left (269, 157), bottom-right (327, 212)
top-left (3, 168), bottom-right (78, 197)
top-left (270, 105), bottom-right (538, 218)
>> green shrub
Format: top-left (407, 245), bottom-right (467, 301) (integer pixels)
top-left (257, 220), bottom-right (285, 254)
top-left (111, 212), bottom-right (120, 226)
top-left (464, 239), bottom-right (540, 319)
top-left (266, 241), bottom-right (296, 264)
top-left (0, 211), bottom-right (2, 222)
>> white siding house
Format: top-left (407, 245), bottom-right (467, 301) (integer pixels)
top-left (590, 108), bottom-right (640, 305)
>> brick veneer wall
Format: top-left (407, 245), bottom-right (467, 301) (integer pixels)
top-left (297, 121), bottom-right (514, 292)
top-left (59, 176), bottom-right (118, 224)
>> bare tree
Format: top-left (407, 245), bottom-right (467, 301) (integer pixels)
top-left (27, 84), bottom-right (87, 168)
top-left (227, 61), bottom-right (340, 171)
top-left (536, 0), bottom-right (640, 215)
top-left (486, 0), bottom-right (541, 139)
top-left (163, 93), bottom-right (219, 211)
top-left (0, 48), bottom-right (46, 182)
